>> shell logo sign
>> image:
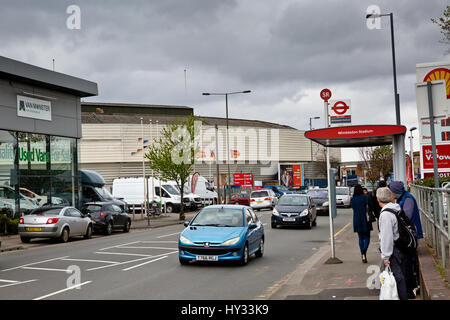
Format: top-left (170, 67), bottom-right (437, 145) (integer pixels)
top-left (423, 68), bottom-right (450, 98)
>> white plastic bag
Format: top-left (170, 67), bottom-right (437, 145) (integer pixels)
top-left (379, 265), bottom-right (399, 300)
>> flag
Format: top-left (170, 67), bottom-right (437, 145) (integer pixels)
top-left (143, 139), bottom-right (149, 144)
top-left (137, 148), bottom-right (142, 152)
top-left (131, 152), bottom-right (137, 155)
top-left (138, 137), bottom-right (142, 141)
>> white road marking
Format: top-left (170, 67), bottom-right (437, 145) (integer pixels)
top-left (1, 256), bottom-right (69, 272)
top-left (95, 252), bottom-right (152, 257)
top-left (61, 258), bottom-right (118, 264)
top-left (140, 241), bottom-right (178, 243)
top-left (98, 241), bottom-right (140, 251)
top-left (0, 279), bottom-right (19, 283)
top-left (87, 251), bottom-right (177, 271)
top-left (122, 256), bottom-right (168, 271)
top-left (119, 246), bottom-right (177, 250)
top-left (33, 281), bottom-right (92, 300)
top-left (0, 279), bottom-right (38, 288)
top-left (157, 232), bottom-right (181, 238)
top-left (22, 267), bottom-right (69, 272)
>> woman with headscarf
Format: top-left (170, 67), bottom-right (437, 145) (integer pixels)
top-left (350, 184), bottom-right (373, 263)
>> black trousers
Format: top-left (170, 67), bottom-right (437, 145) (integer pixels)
top-left (389, 247), bottom-right (409, 300)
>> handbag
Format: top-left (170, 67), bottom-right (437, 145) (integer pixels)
top-left (379, 265), bottom-right (399, 300)
top-left (366, 198), bottom-right (376, 223)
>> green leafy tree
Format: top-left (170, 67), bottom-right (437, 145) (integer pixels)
top-left (431, 5), bottom-right (450, 52)
top-left (145, 115), bottom-right (201, 220)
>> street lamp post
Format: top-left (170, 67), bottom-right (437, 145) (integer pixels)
top-left (309, 116), bottom-right (320, 186)
top-left (366, 12), bottom-right (406, 184)
top-left (409, 127), bottom-right (417, 182)
top-left (202, 90), bottom-right (251, 204)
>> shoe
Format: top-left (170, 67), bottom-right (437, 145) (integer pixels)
top-left (362, 253), bottom-right (367, 263)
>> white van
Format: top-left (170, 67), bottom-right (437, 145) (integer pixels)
top-left (166, 181), bottom-right (202, 210)
top-left (187, 175), bottom-right (218, 205)
top-left (112, 178), bottom-right (187, 213)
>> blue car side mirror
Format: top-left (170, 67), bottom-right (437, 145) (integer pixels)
top-left (248, 223), bottom-right (257, 229)
top-left (184, 221), bottom-right (190, 227)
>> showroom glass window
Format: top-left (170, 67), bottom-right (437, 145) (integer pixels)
top-left (0, 130), bottom-right (17, 218)
top-left (51, 136), bottom-right (79, 209)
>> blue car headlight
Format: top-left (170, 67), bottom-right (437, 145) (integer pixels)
top-left (221, 237), bottom-right (240, 246)
top-left (180, 235), bottom-right (194, 245)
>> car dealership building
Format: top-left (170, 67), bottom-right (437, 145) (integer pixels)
top-left (0, 56), bottom-right (97, 217)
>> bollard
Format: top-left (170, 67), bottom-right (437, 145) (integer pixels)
top-left (141, 203), bottom-right (144, 219)
top-left (132, 204), bottom-right (135, 221)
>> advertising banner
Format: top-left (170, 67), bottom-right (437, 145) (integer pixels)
top-left (422, 144), bottom-right (450, 169)
top-left (279, 163), bottom-right (304, 188)
top-left (17, 95), bottom-right (52, 121)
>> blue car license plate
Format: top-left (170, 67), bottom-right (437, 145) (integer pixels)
top-left (196, 255), bottom-right (218, 261)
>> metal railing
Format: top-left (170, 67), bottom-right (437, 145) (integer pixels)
top-left (410, 184), bottom-right (450, 269)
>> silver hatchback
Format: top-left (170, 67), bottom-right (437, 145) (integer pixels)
top-left (18, 206), bottom-right (93, 243)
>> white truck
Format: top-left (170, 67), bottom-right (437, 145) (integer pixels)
top-left (187, 175), bottom-right (218, 205)
top-left (112, 177), bottom-right (190, 213)
top-left (166, 180), bottom-right (203, 210)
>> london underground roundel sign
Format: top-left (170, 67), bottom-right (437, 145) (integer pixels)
top-left (331, 101), bottom-right (350, 115)
top-left (320, 88), bottom-right (332, 102)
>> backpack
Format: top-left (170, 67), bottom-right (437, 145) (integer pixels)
top-left (383, 208), bottom-right (418, 256)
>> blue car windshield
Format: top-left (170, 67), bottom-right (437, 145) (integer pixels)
top-left (278, 196), bottom-right (309, 206)
top-left (191, 207), bottom-right (244, 227)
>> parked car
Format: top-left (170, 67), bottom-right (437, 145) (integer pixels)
top-left (0, 185), bottom-right (39, 216)
top-left (271, 194), bottom-right (317, 229)
top-left (231, 191), bottom-right (250, 206)
top-left (336, 187), bottom-right (351, 208)
top-left (81, 202), bottom-right (131, 235)
top-left (19, 187), bottom-right (69, 206)
top-left (249, 189), bottom-right (278, 211)
top-left (18, 206), bottom-right (93, 243)
top-left (178, 205), bottom-right (264, 265)
top-left (306, 189), bottom-right (329, 215)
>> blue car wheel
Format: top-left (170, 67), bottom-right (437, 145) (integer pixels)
top-left (239, 243), bottom-right (249, 266)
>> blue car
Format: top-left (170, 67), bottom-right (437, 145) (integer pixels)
top-left (178, 205), bottom-right (265, 265)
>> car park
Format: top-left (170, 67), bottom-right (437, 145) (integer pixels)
top-left (271, 194), bottom-right (317, 229)
top-left (81, 202), bottom-right (131, 235)
top-left (249, 189), bottom-right (277, 211)
top-left (306, 189), bottom-right (329, 215)
top-left (178, 205), bottom-right (264, 265)
top-left (18, 206), bottom-right (93, 243)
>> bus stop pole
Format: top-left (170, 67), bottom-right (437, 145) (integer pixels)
top-left (324, 100), bottom-right (342, 264)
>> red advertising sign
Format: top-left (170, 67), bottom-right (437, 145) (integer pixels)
top-left (424, 171), bottom-right (450, 178)
top-left (422, 144), bottom-right (450, 169)
top-left (233, 173), bottom-right (253, 186)
top-left (292, 165), bottom-right (302, 187)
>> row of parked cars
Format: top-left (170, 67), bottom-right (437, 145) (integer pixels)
top-left (18, 201), bottom-right (131, 243)
top-left (230, 186), bottom-right (352, 214)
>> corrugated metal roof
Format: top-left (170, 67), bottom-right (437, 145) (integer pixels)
top-left (81, 112), bottom-right (295, 129)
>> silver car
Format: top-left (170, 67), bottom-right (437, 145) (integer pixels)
top-left (18, 206), bottom-right (93, 243)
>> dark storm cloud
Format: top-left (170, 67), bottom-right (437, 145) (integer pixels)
top-left (0, 0), bottom-right (448, 140)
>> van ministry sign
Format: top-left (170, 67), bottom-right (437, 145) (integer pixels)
top-left (17, 95), bottom-right (52, 121)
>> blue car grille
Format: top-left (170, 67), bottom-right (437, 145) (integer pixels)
top-left (179, 245), bottom-right (241, 255)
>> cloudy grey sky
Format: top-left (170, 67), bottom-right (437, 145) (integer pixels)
top-left (1, 0), bottom-right (449, 160)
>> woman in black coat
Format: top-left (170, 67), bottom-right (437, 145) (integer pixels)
top-left (350, 184), bottom-right (373, 263)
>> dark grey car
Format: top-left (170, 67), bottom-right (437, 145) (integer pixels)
top-left (271, 194), bottom-right (317, 229)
